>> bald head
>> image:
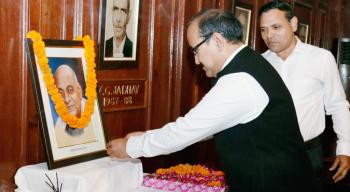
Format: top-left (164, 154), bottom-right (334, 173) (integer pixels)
top-left (54, 65), bottom-right (83, 117)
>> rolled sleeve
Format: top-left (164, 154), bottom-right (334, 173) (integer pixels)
top-left (126, 135), bottom-right (145, 158)
top-left (336, 140), bottom-right (350, 156)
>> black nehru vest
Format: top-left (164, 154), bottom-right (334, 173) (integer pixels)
top-left (212, 47), bottom-right (317, 192)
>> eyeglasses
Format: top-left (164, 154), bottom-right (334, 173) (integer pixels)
top-left (191, 34), bottom-right (212, 54)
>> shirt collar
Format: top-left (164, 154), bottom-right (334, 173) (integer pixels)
top-left (113, 35), bottom-right (127, 56)
top-left (293, 36), bottom-right (306, 53)
top-left (220, 44), bottom-right (247, 70)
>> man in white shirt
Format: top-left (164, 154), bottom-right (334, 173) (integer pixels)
top-left (259, 0), bottom-right (350, 188)
top-left (106, 9), bottom-right (318, 191)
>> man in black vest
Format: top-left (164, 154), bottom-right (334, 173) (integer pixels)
top-left (106, 9), bottom-right (317, 191)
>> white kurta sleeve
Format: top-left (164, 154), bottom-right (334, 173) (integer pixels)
top-left (126, 73), bottom-right (269, 158)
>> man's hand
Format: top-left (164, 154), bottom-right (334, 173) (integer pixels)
top-left (329, 155), bottom-right (350, 183)
top-left (106, 138), bottom-right (130, 159)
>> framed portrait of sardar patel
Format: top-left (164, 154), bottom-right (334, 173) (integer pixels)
top-left (26, 38), bottom-right (107, 169)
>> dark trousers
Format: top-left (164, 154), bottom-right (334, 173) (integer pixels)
top-left (306, 137), bottom-right (324, 192)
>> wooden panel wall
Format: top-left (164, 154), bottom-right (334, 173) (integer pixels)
top-left (343, 0), bottom-right (350, 37)
top-left (0, 0), bottom-right (349, 190)
top-left (0, 1), bottom-right (25, 189)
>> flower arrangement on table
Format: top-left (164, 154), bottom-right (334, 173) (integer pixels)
top-left (142, 164), bottom-right (226, 192)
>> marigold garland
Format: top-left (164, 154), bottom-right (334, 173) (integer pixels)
top-left (155, 164), bottom-right (225, 187)
top-left (27, 30), bottom-right (97, 128)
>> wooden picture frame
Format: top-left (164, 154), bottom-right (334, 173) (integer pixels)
top-left (298, 23), bottom-right (309, 43)
top-left (234, 1), bottom-right (252, 45)
top-left (26, 39), bottom-right (107, 169)
top-left (98, 0), bottom-right (140, 69)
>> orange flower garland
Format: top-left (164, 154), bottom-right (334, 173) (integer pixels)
top-left (27, 30), bottom-right (97, 128)
top-left (156, 164), bottom-right (211, 176)
top-left (155, 164), bottom-right (225, 187)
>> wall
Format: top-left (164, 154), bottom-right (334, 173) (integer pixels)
top-left (341, 0), bottom-right (350, 37)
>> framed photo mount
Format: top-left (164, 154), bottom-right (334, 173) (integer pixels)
top-left (98, 0), bottom-right (140, 69)
top-left (26, 38), bottom-right (107, 169)
top-left (233, 1), bottom-right (252, 45)
top-left (298, 23), bottom-right (309, 43)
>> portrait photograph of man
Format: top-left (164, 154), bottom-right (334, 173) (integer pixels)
top-left (104, 0), bottom-right (139, 60)
top-left (235, 6), bottom-right (251, 45)
top-left (48, 58), bottom-right (97, 148)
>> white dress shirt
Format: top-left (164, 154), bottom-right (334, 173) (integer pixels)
top-left (126, 45), bottom-right (269, 158)
top-left (262, 37), bottom-right (350, 156)
top-left (113, 36), bottom-right (126, 57)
